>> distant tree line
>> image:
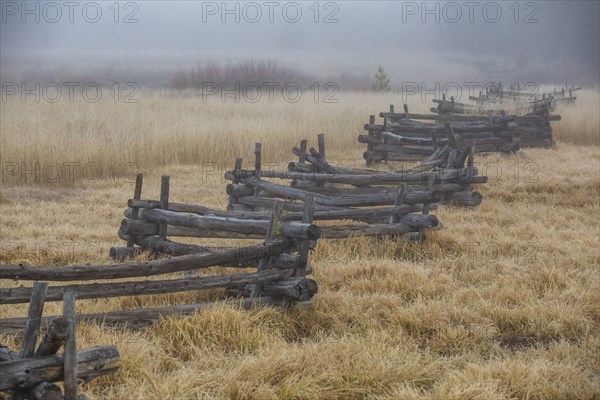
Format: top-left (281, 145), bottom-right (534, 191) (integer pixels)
top-left (168, 59), bottom-right (376, 91)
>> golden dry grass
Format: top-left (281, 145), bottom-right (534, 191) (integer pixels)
top-left (0, 90), bottom-right (599, 399)
top-left (0, 90), bottom-right (413, 185)
top-left (553, 89), bottom-right (600, 146)
top-left (1, 89), bottom-right (596, 187)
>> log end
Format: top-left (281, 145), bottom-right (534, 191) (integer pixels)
top-left (447, 191), bottom-right (483, 207)
top-left (428, 215), bottom-right (440, 228)
top-left (305, 224), bottom-right (321, 241)
top-left (406, 231), bottom-right (426, 242)
top-left (109, 247), bottom-right (141, 261)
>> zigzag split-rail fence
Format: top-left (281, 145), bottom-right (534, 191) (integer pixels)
top-left (0, 175), bottom-right (323, 398)
top-left (1, 177), bottom-right (321, 311)
top-left (432, 93), bottom-right (556, 116)
top-left (469, 83), bottom-right (580, 109)
top-left (1, 132), bottom-right (487, 398)
top-left (361, 102), bottom-right (561, 165)
top-left (225, 134), bottom-right (487, 241)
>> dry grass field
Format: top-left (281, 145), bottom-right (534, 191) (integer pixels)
top-left (0, 90), bottom-right (599, 399)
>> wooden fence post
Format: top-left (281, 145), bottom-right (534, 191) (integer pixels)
top-left (366, 115), bottom-right (375, 167)
top-left (295, 195), bottom-right (315, 277)
top-left (299, 140), bottom-right (308, 164)
top-left (12, 282), bottom-right (49, 400)
top-left (158, 176), bottom-right (170, 240)
top-left (254, 143), bottom-right (262, 197)
top-left (389, 183), bottom-right (406, 224)
top-left (62, 291), bottom-right (77, 400)
top-left (382, 117), bottom-right (390, 164)
top-left (35, 318), bottom-right (69, 357)
top-left (250, 201), bottom-right (281, 298)
top-left (317, 134), bottom-right (326, 186)
top-left (465, 145), bottom-right (475, 192)
top-left (422, 174), bottom-right (436, 215)
top-left (233, 158), bottom-right (243, 184)
top-left (317, 134), bottom-right (326, 162)
top-left (254, 143), bottom-right (262, 180)
top-left (431, 129), bottom-right (438, 150)
top-left (19, 282), bottom-right (48, 359)
top-left (227, 158), bottom-right (245, 211)
top-left (127, 173), bottom-right (144, 247)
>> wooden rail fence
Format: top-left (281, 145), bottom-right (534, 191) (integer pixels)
top-left (0, 175), bottom-right (321, 338)
top-left (0, 284), bottom-right (120, 400)
top-left (431, 94), bottom-right (554, 116)
top-left (224, 135), bottom-right (486, 241)
top-left (469, 83), bottom-right (579, 108)
top-left (362, 102), bottom-right (560, 165)
top-left (1, 93), bottom-right (559, 397)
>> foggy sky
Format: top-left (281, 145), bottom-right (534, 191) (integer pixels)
top-left (1, 1), bottom-right (599, 85)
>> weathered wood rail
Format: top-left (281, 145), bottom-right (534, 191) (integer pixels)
top-left (0, 284), bottom-right (120, 399)
top-left (289, 134), bottom-right (483, 190)
top-left (362, 101), bottom-right (560, 164)
top-left (224, 136), bottom-right (486, 242)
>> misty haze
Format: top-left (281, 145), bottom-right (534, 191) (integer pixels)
top-left (0, 2), bottom-right (599, 400)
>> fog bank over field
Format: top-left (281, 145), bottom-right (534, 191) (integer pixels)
top-left (1, 1), bottom-right (598, 87)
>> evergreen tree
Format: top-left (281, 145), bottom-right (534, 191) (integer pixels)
top-left (372, 64), bottom-right (391, 92)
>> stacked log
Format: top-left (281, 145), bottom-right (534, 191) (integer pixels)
top-left (0, 283), bottom-right (120, 399)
